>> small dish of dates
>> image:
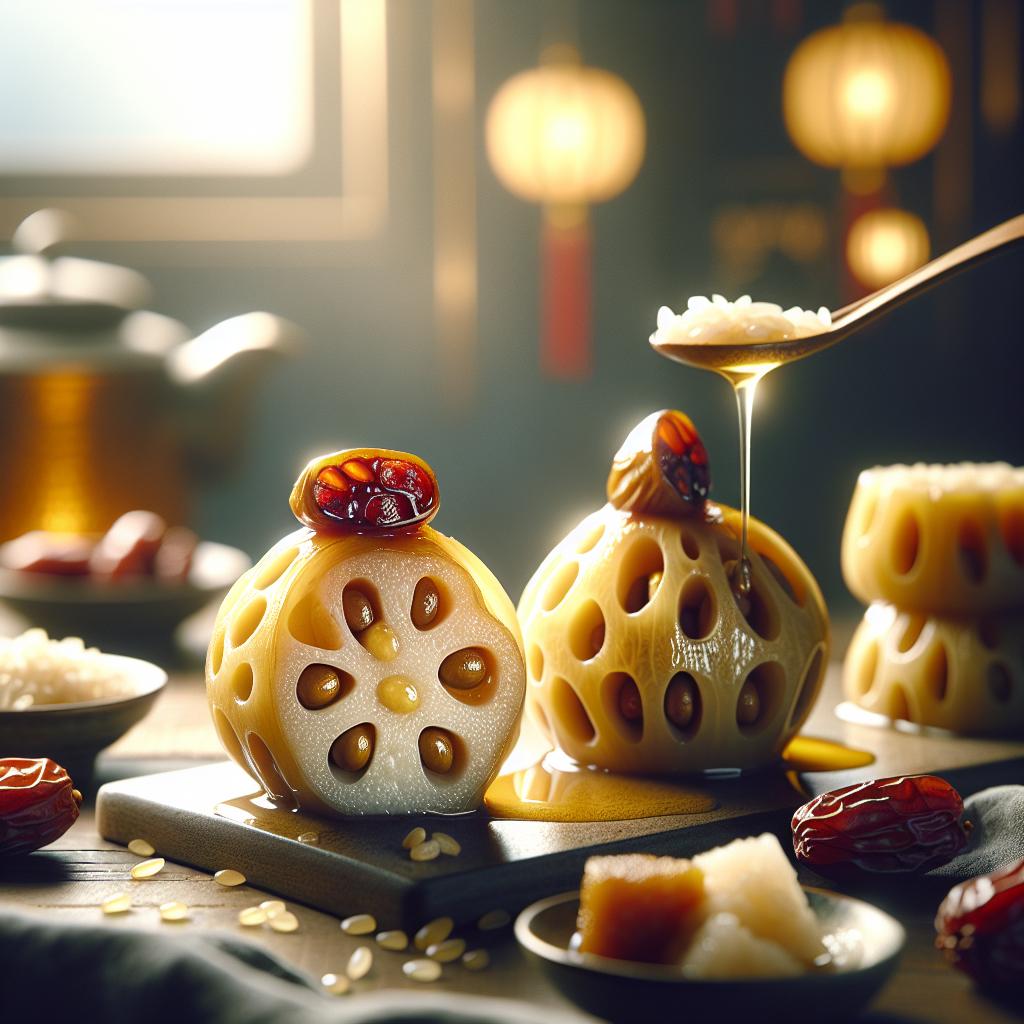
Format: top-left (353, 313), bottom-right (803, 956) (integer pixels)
top-left (0, 511), bottom-right (251, 642)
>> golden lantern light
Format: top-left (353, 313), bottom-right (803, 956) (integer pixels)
top-left (486, 47), bottom-right (645, 376)
top-left (782, 10), bottom-right (951, 177)
top-left (846, 208), bottom-right (930, 289)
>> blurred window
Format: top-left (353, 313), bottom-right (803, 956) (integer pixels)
top-left (0, 0), bottom-right (312, 176)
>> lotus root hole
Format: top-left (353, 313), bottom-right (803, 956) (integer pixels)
top-left (438, 647), bottom-right (497, 706)
top-left (897, 614), bottom-right (926, 653)
top-left (296, 664), bottom-right (354, 710)
top-left (213, 708), bottom-right (245, 766)
top-left (601, 672), bottom-right (643, 742)
top-left (247, 733), bottom-right (296, 807)
top-left (978, 618), bottom-right (1000, 649)
top-left (418, 726), bottom-right (466, 780)
top-left (576, 520), bottom-right (605, 554)
top-left (530, 699), bottom-right (553, 739)
top-left (287, 592), bottom-right (343, 650)
top-left (957, 519), bottom-right (987, 583)
top-left (230, 595), bottom-right (267, 648)
top-left (618, 537), bottom-right (665, 613)
top-left (527, 644), bottom-right (545, 683)
top-left (569, 600), bottom-right (606, 661)
top-left (329, 724), bottom-right (376, 782)
top-left (988, 663), bottom-right (1012, 703)
top-left (550, 676), bottom-right (595, 744)
top-left (209, 629), bottom-right (225, 676)
top-left (885, 684), bottom-right (912, 723)
top-left (254, 546), bottom-right (299, 589)
top-left (542, 561), bottom-right (579, 612)
top-left (231, 663), bottom-right (254, 702)
top-left (679, 528), bottom-right (700, 560)
top-left (679, 575), bottom-right (716, 640)
top-left (411, 576), bottom-right (449, 630)
top-left (999, 505), bottom-right (1024, 565)
top-left (664, 672), bottom-right (702, 740)
top-left (789, 647), bottom-right (824, 729)
top-left (760, 553), bottom-right (804, 606)
top-left (892, 510), bottom-right (920, 576)
top-left (737, 578), bottom-right (780, 642)
top-left (737, 662), bottom-right (785, 735)
top-left (925, 643), bottom-right (949, 702)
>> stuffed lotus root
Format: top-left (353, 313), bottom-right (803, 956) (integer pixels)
top-left (519, 411), bottom-right (829, 774)
top-left (206, 448), bottom-right (526, 815)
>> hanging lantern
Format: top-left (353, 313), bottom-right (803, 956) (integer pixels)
top-left (782, 11), bottom-right (951, 173)
top-left (846, 208), bottom-right (930, 289)
top-left (486, 47), bottom-right (645, 376)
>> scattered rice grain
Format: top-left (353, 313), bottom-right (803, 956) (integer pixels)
top-left (376, 929), bottom-right (409, 951)
top-left (159, 900), bottom-right (189, 922)
top-left (214, 868), bottom-right (246, 887)
top-left (432, 832), bottom-right (461, 857)
top-left (346, 945), bottom-right (373, 980)
top-left (269, 910), bottom-right (299, 933)
top-left (297, 831), bottom-right (319, 844)
top-left (260, 899), bottom-right (287, 919)
top-left (403, 958), bottom-right (442, 982)
top-left (101, 892), bottom-right (131, 915)
top-left (426, 937), bottom-right (465, 963)
top-left (414, 916), bottom-right (453, 951)
top-left (409, 839), bottom-right (440, 862)
top-left (321, 973), bottom-right (350, 995)
top-left (462, 949), bottom-right (490, 971)
top-left (402, 827), bottom-right (427, 849)
top-left (239, 906), bottom-right (267, 926)
top-left (130, 857), bottom-right (165, 880)
top-left (477, 909), bottom-right (510, 931)
top-left (341, 913), bottom-right (376, 935)
top-left (127, 838), bottom-right (155, 857)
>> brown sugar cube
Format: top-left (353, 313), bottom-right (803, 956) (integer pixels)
top-left (154, 526), bottom-right (199, 582)
top-left (577, 853), bottom-right (705, 964)
top-left (0, 531), bottom-right (95, 575)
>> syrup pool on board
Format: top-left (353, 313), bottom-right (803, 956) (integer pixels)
top-left (650, 295), bottom-right (832, 596)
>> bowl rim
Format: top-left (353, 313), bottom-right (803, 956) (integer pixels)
top-left (0, 652), bottom-right (168, 715)
top-left (514, 886), bottom-right (906, 986)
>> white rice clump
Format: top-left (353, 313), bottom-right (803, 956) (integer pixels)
top-left (653, 294), bottom-right (831, 344)
top-left (0, 628), bottom-right (133, 709)
top-left (692, 833), bottom-right (825, 967)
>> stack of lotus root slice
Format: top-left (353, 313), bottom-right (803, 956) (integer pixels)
top-left (842, 463), bottom-right (1024, 734)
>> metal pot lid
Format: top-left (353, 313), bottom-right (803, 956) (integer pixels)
top-left (0, 210), bottom-right (152, 324)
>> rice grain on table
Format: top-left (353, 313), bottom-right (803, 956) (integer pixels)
top-left (376, 930), bottom-right (409, 951)
top-left (426, 938), bottom-right (465, 963)
top-left (341, 913), bottom-right (376, 935)
top-left (432, 832), bottom-right (461, 856)
top-left (403, 958), bottom-right (442, 982)
top-left (213, 868), bottom-right (246, 887)
top-left (462, 949), bottom-right (490, 971)
top-left (346, 946), bottom-right (373, 980)
top-left (477, 909), bottom-right (510, 931)
top-left (238, 906), bottom-right (267, 927)
top-left (269, 911), bottom-right (299, 933)
top-left (259, 900), bottom-right (287, 919)
top-left (414, 916), bottom-right (453, 951)
top-left (159, 900), bottom-right (189, 922)
top-left (321, 973), bottom-right (350, 995)
top-left (127, 838), bottom-right (155, 857)
top-left (101, 893), bottom-right (131, 915)
top-left (130, 857), bottom-right (165, 880)
top-left (402, 827), bottom-right (427, 849)
top-left (0, 629), bottom-right (136, 709)
top-left (409, 839), bottom-right (440, 862)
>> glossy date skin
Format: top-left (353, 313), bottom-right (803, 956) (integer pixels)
top-left (792, 774), bottom-right (970, 875)
top-left (935, 859), bottom-right (1024, 990)
top-left (0, 758), bottom-right (82, 855)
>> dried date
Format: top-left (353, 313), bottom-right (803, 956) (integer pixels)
top-left (791, 774), bottom-right (970, 875)
top-left (935, 859), bottom-right (1024, 990)
top-left (0, 758), bottom-right (82, 855)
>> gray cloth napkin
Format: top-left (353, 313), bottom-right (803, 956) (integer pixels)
top-left (926, 784), bottom-right (1024, 880)
top-left (0, 910), bottom-right (581, 1024)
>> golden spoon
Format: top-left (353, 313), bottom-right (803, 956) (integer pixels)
top-left (650, 212), bottom-right (1024, 374)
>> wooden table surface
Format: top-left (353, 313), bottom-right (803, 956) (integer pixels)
top-left (2, 642), bottom-right (1023, 1023)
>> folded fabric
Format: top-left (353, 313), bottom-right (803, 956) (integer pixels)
top-left (0, 910), bottom-right (582, 1024)
top-left (926, 784), bottom-right (1024, 881)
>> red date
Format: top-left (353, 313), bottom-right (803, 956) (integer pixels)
top-left (0, 758), bottom-right (82, 855)
top-left (791, 775), bottom-right (970, 875)
top-left (655, 410), bottom-right (710, 508)
top-left (935, 859), bottom-right (1024, 989)
top-left (291, 449), bottom-right (439, 535)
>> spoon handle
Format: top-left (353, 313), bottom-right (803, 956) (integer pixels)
top-left (832, 213), bottom-right (1024, 325)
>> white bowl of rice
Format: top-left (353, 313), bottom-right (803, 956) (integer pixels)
top-left (0, 629), bottom-right (167, 786)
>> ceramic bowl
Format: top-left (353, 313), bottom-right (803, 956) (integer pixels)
top-left (0, 654), bottom-right (167, 787)
top-left (0, 541), bottom-right (250, 644)
top-left (515, 887), bottom-right (905, 1024)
